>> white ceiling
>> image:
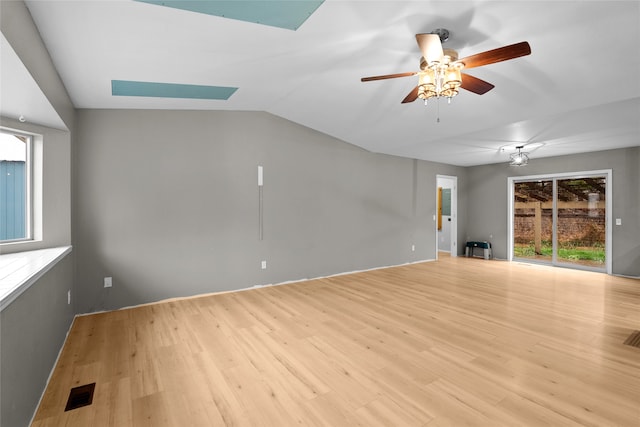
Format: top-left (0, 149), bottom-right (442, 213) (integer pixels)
top-left (6, 0), bottom-right (640, 166)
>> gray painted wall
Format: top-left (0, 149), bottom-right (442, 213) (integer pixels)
top-left (1, 254), bottom-right (75, 427)
top-left (1, 3), bottom-right (76, 426)
top-left (466, 147), bottom-right (640, 276)
top-left (74, 109), bottom-right (466, 312)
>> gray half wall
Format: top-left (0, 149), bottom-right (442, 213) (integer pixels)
top-left (1, 253), bottom-right (75, 427)
top-left (75, 109), bottom-right (465, 312)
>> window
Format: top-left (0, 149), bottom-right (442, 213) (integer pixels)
top-left (1, 129), bottom-right (32, 242)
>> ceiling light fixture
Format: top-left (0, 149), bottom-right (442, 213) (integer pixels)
top-left (417, 29), bottom-right (462, 105)
top-left (510, 146), bottom-right (529, 166)
top-left (417, 52), bottom-right (462, 104)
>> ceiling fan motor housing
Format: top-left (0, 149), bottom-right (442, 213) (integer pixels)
top-left (431, 28), bottom-right (450, 42)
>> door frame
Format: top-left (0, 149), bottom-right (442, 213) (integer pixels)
top-left (507, 169), bottom-right (612, 274)
top-left (436, 175), bottom-right (458, 258)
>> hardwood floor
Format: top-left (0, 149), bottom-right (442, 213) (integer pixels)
top-left (32, 256), bottom-right (640, 426)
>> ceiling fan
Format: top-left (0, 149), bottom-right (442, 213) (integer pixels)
top-left (361, 29), bottom-right (531, 104)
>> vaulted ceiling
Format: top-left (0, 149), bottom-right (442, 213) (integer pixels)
top-left (3, 1), bottom-right (640, 166)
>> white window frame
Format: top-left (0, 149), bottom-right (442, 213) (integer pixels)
top-left (0, 126), bottom-right (42, 245)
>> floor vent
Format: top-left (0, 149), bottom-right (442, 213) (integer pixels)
top-left (65, 383), bottom-right (96, 411)
top-left (623, 331), bottom-right (640, 348)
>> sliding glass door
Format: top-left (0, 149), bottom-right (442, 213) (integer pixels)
top-left (555, 177), bottom-right (607, 268)
top-left (513, 180), bottom-right (554, 263)
top-left (510, 171), bottom-right (611, 273)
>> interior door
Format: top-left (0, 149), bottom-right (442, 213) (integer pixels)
top-left (436, 175), bottom-right (457, 257)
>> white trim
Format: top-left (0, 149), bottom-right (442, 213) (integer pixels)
top-left (0, 246), bottom-right (72, 311)
top-left (436, 175), bottom-right (458, 258)
top-left (507, 179), bottom-right (514, 261)
top-left (80, 258), bottom-right (438, 315)
top-left (0, 126), bottom-right (44, 246)
top-left (507, 169), bottom-right (612, 274)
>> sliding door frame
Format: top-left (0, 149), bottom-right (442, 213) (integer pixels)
top-left (507, 169), bottom-right (612, 274)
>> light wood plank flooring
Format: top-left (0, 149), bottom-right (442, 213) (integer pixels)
top-left (32, 256), bottom-right (640, 426)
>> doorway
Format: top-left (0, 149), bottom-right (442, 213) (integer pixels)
top-left (508, 170), bottom-right (612, 273)
top-left (436, 175), bottom-right (457, 257)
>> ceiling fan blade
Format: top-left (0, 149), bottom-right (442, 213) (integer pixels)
top-left (415, 33), bottom-right (443, 63)
top-left (401, 86), bottom-right (419, 104)
top-left (361, 71), bottom-right (417, 82)
top-left (457, 41), bottom-right (531, 69)
top-left (460, 73), bottom-right (495, 95)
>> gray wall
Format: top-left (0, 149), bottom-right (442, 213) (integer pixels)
top-left (466, 147), bottom-right (640, 276)
top-left (0, 254), bottom-right (75, 427)
top-left (1, 2), bottom-right (76, 426)
top-left (74, 109), bottom-right (466, 312)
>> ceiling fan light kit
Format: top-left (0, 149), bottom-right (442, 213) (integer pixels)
top-left (417, 48), bottom-right (463, 104)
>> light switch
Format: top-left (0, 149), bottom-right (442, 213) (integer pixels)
top-left (615, 218), bottom-right (622, 226)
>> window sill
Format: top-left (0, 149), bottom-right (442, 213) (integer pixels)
top-left (0, 246), bottom-right (72, 312)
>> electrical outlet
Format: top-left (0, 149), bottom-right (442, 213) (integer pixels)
top-left (411, 244), bottom-right (415, 252)
top-left (104, 277), bottom-right (112, 288)
top-left (616, 218), bottom-right (622, 225)
top-left (261, 261), bottom-right (267, 270)
top-left (67, 290), bottom-right (71, 305)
